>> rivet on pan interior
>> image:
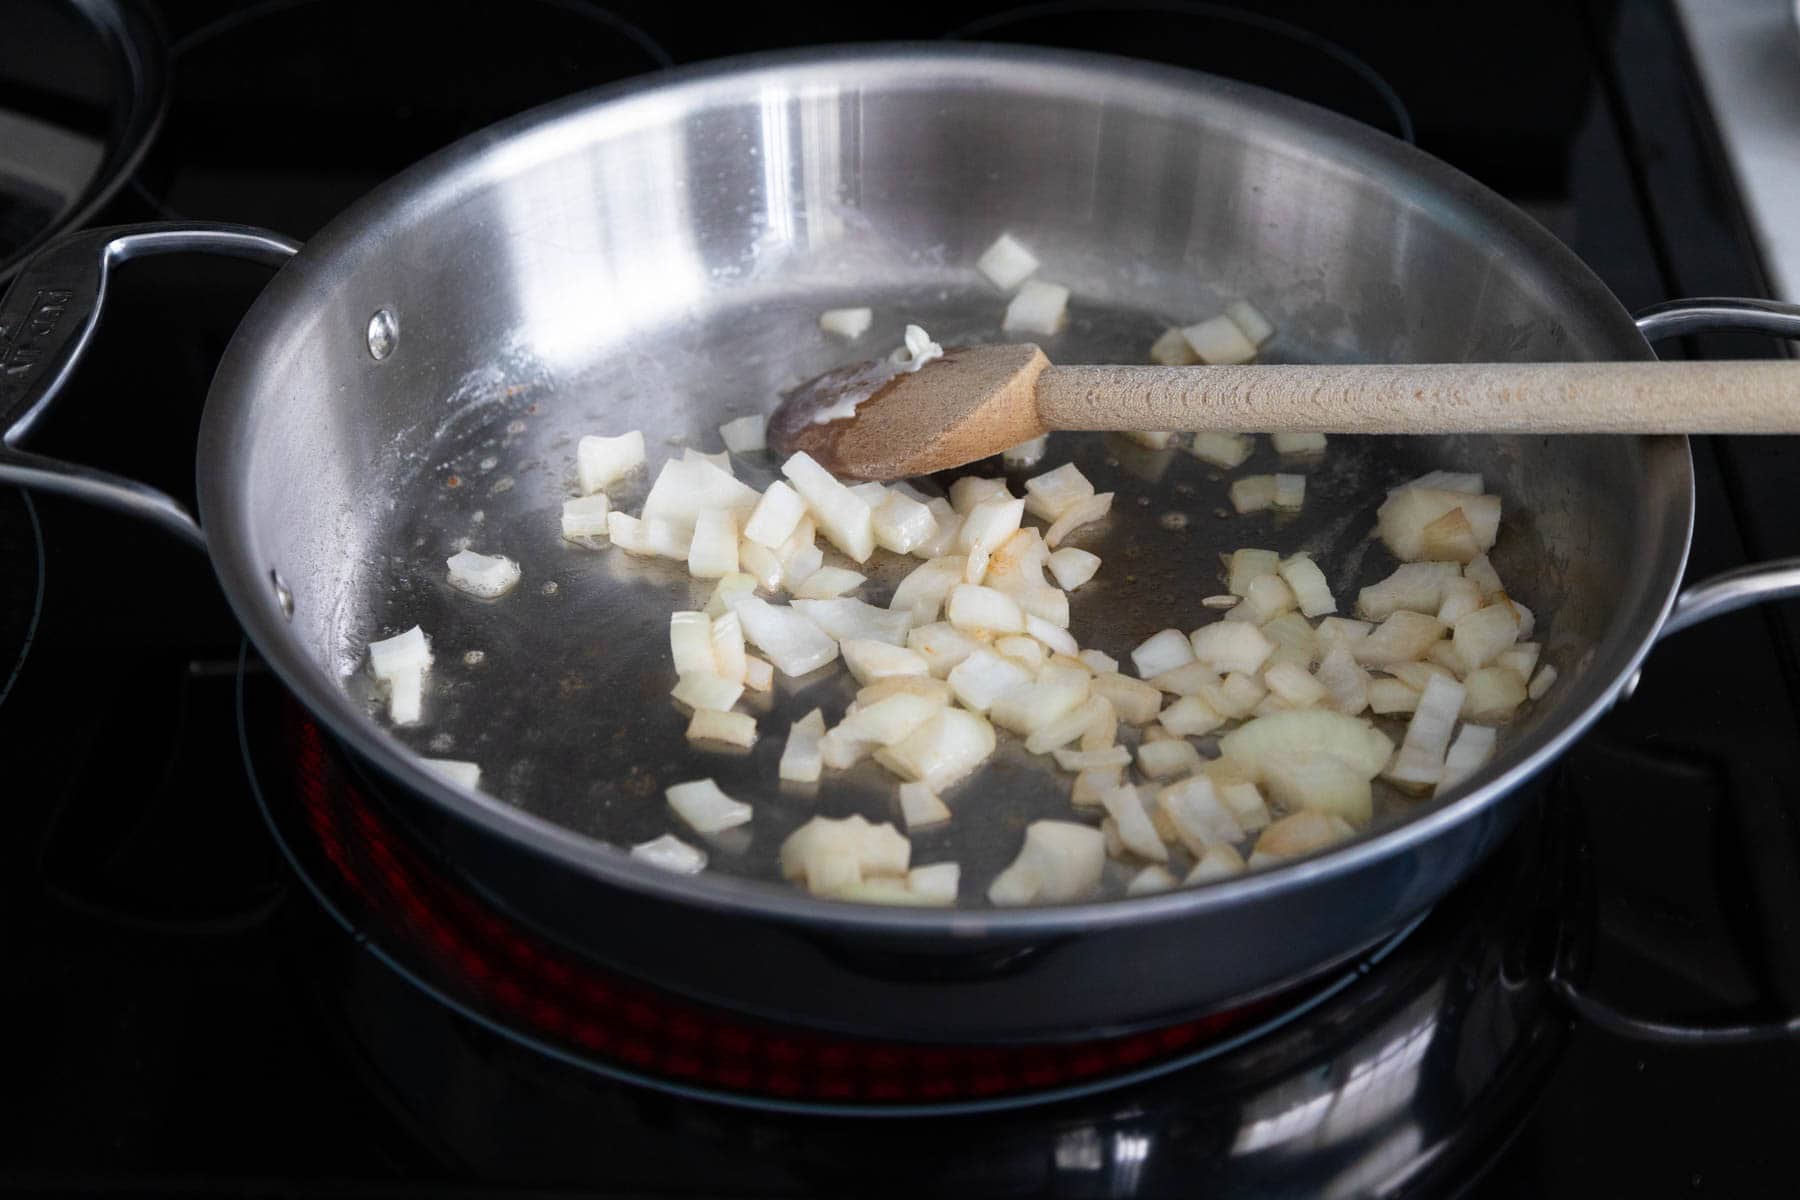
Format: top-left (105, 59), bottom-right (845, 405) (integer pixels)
top-left (367, 308), bottom-right (398, 360)
top-left (270, 569), bottom-right (294, 619)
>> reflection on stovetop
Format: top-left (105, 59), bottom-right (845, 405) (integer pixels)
top-left (4, 0), bottom-right (1800, 1195)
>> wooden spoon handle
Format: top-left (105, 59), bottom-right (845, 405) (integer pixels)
top-left (1034, 360), bottom-right (1800, 434)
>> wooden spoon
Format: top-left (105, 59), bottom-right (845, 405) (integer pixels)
top-left (767, 343), bottom-right (1800, 480)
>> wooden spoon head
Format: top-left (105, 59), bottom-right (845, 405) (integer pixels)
top-left (768, 342), bottom-right (1051, 480)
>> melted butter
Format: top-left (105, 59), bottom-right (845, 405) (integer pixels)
top-left (809, 324), bottom-right (942, 426)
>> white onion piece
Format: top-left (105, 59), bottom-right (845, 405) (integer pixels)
top-left (1253, 810), bottom-right (1355, 863)
top-left (1227, 549), bottom-right (1281, 597)
top-left (1463, 667), bottom-right (1528, 722)
top-left (1263, 661), bottom-right (1328, 708)
top-left (988, 821), bottom-right (1104, 905)
top-left (606, 511), bottom-right (650, 554)
top-left (422, 757), bottom-right (479, 789)
top-left (1464, 553), bottom-right (1505, 599)
top-left (576, 431), bottom-right (645, 494)
top-left (1224, 299), bottom-right (1276, 346)
top-left (642, 457), bottom-right (761, 531)
top-left (841, 638), bottom-right (930, 684)
top-left (913, 499), bottom-right (962, 558)
top-left (737, 540), bottom-right (784, 591)
top-left (946, 584), bottom-right (1025, 635)
top-left (709, 611), bottom-right (747, 684)
top-left (743, 655), bottom-right (773, 692)
top-left (1182, 314), bottom-right (1258, 365)
top-left (682, 447), bottom-right (735, 474)
top-left (908, 862), bottom-right (961, 904)
top-left (687, 509), bottom-right (739, 579)
top-left (1495, 642), bottom-right (1541, 679)
top-left (819, 307), bottom-right (873, 339)
top-left (1026, 613), bottom-right (1079, 657)
top-left (1002, 279), bottom-right (1070, 335)
top-left (1221, 709), bottom-right (1393, 781)
top-left (1024, 694), bottom-right (1111, 755)
top-left (1436, 724), bottom-right (1498, 796)
top-left (1386, 672), bottom-right (1466, 787)
top-left (958, 497), bottom-right (1026, 555)
top-left (1053, 745), bottom-right (1131, 771)
top-left (871, 490), bottom-right (937, 555)
top-left (1229, 476), bottom-right (1278, 514)
top-left (874, 708), bottom-right (997, 793)
top-left (1156, 776), bottom-right (1244, 855)
top-left (665, 778), bottom-right (752, 833)
top-left (1262, 752), bottom-right (1373, 825)
top-left (792, 597), bottom-right (911, 646)
top-left (1137, 738), bottom-right (1202, 781)
top-left (1023, 463), bottom-right (1096, 522)
top-left (672, 671), bottom-right (744, 712)
top-left (780, 815), bottom-right (911, 897)
top-left (898, 781), bottom-right (951, 829)
top-left (368, 625), bottom-right (432, 681)
top-left (780, 543), bottom-right (824, 591)
top-left (1077, 648), bottom-right (1118, 675)
top-left (963, 543), bottom-right (992, 586)
top-left (1002, 435), bottom-right (1049, 470)
top-left (1159, 695), bottom-right (1225, 737)
top-left (1270, 431), bottom-right (1327, 455)
top-left (1453, 603), bottom-right (1521, 670)
top-left (1528, 663), bottom-right (1558, 700)
top-left (1047, 547), bottom-right (1101, 591)
top-left (1313, 647), bottom-right (1370, 716)
top-left (1130, 628), bottom-right (1195, 679)
top-left (561, 494), bottom-right (611, 541)
top-left (778, 708), bottom-right (827, 783)
top-left (1278, 554), bottom-right (1336, 617)
top-left (793, 566), bottom-right (866, 600)
top-left (1352, 612), bottom-right (1447, 667)
top-left (446, 550), bottom-right (521, 599)
top-left (724, 595), bottom-right (839, 677)
top-left (976, 232), bottom-right (1040, 289)
top-left (1386, 662), bottom-right (1453, 691)
top-left (1358, 562), bottom-right (1462, 620)
top-left (991, 672), bottom-right (1089, 736)
top-left (907, 622), bottom-right (984, 678)
top-left (719, 414), bottom-right (766, 454)
top-left (1044, 492), bottom-right (1113, 548)
top-left (781, 451), bottom-right (875, 563)
top-left (743, 480), bottom-right (807, 548)
top-left (631, 833), bottom-right (707, 875)
top-left (1128, 865), bottom-right (1178, 895)
top-left (1102, 784), bottom-right (1168, 862)
top-left (1071, 766), bottom-right (1123, 809)
top-left (1235, 573), bottom-right (1297, 624)
top-left (685, 709), bottom-right (756, 748)
top-left (950, 477), bottom-right (1011, 514)
top-left (1189, 432), bottom-right (1253, 469)
top-left (1150, 327), bottom-right (1199, 366)
top-left (1189, 622), bottom-right (1273, 676)
top-left (1368, 677), bottom-right (1421, 714)
top-left (891, 323), bottom-right (944, 370)
top-left (1216, 780), bottom-right (1272, 832)
top-left (1090, 672), bottom-right (1162, 725)
top-left (1377, 487), bottom-right (1501, 562)
top-left (1436, 576), bottom-right (1483, 623)
top-left (1186, 843), bottom-right (1248, 885)
top-left (838, 693), bottom-right (943, 748)
top-left (668, 611), bottom-right (716, 676)
top-left (994, 635), bottom-right (1045, 673)
top-left (1273, 474), bottom-right (1306, 510)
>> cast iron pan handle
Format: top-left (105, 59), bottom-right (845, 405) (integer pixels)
top-left (0, 222), bottom-right (301, 551)
top-left (1545, 299), bottom-right (1800, 1045)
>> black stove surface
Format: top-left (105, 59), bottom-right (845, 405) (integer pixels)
top-left (5, 1), bottom-right (1800, 1195)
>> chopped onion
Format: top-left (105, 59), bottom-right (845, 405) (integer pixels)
top-left (686, 509), bottom-right (739, 579)
top-left (780, 815), bottom-right (910, 897)
top-left (709, 610), bottom-right (747, 684)
top-left (907, 622), bottom-right (984, 678)
top-left (1252, 810), bottom-right (1354, 863)
top-left (1052, 745), bottom-right (1131, 771)
top-left (1023, 463), bottom-right (1096, 522)
top-left (368, 625), bottom-right (432, 681)
top-left (665, 778), bottom-right (752, 833)
top-left (840, 638), bottom-right (931, 685)
top-left (1352, 611), bottom-right (1447, 667)
top-left (792, 597), bottom-right (911, 646)
top-left (1386, 672), bottom-right (1466, 787)
top-left (1131, 628), bottom-right (1196, 678)
top-left (1002, 279), bottom-right (1070, 335)
top-left (1278, 553), bottom-right (1336, 618)
top-left (1452, 603), bottom-right (1520, 670)
top-left (446, 549), bottom-right (521, 599)
top-left (908, 862), bottom-right (961, 904)
top-left (1021, 614), bottom-right (1074, 658)
top-left (682, 447), bottom-right (735, 474)
top-left (874, 707), bottom-right (997, 793)
top-left (1046, 547), bottom-right (1100, 591)
top-left (858, 676), bottom-right (955, 708)
top-left (1262, 752), bottom-right (1373, 825)
top-left (1436, 576), bottom-right (1483, 623)
top-left (782, 451), bottom-right (876, 562)
top-left (1495, 642), bottom-right (1541, 679)
top-left (898, 781), bottom-right (952, 829)
top-left (737, 540), bottom-right (784, 591)
top-left (1358, 563), bottom-right (1462, 620)
top-left (1464, 553), bottom-right (1505, 599)
top-left (871, 490), bottom-right (938, 555)
top-left (576, 430), bottom-right (645, 494)
top-left (1189, 432), bottom-right (1254, 469)
top-left (950, 477), bottom-right (1011, 514)
top-left (1003, 435), bottom-right (1050, 470)
top-left (1367, 676), bottom-right (1420, 714)
top-left (1128, 865), bottom-right (1178, 895)
top-left (642, 457), bottom-right (760, 531)
top-left (1101, 784), bottom-right (1168, 862)
top-left (1217, 780), bottom-right (1272, 832)
top-left (1221, 709), bottom-right (1393, 781)
top-left (1077, 648), bottom-right (1119, 675)
top-left (685, 709), bottom-right (757, 748)
top-left (1189, 622), bottom-right (1273, 675)
top-left (1149, 659), bottom-right (1221, 697)
top-left (672, 671), bottom-right (744, 712)
top-left (819, 307), bottom-right (873, 339)
top-left (606, 511), bottom-right (649, 554)
top-left (977, 232), bottom-right (1041, 289)
top-left (668, 611), bottom-right (717, 676)
top-left (1273, 474), bottom-right (1306, 510)
top-left (778, 708), bottom-right (827, 783)
top-left (1427, 640), bottom-right (1469, 676)
top-left (1203, 671), bottom-right (1268, 720)
top-left (1528, 663), bottom-right (1557, 700)
top-left (1044, 492), bottom-right (1113, 548)
top-left (1024, 694), bottom-right (1111, 755)
top-left (1313, 646), bottom-right (1370, 716)
top-left (631, 833), bottom-right (707, 874)
top-left (793, 566), bottom-right (866, 600)
top-left (995, 634), bottom-right (1046, 674)
top-left (1462, 666), bottom-right (1528, 722)
top-left (1156, 776), bottom-right (1244, 855)
top-left (1159, 695), bottom-right (1225, 737)
top-left (1263, 661), bottom-right (1328, 708)
top-left (1182, 314), bottom-right (1258, 365)
top-left (1137, 738), bottom-right (1202, 781)
top-left (1377, 487), bottom-right (1501, 562)
top-left (743, 480), bottom-right (808, 549)
top-left (1436, 724), bottom-right (1497, 796)
top-left (1235, 572), bottom-right (1297, 624)
top-left (1229, 475), bottom-right (1278, 514)
top-left (1090, 672), bottom-right (1162, 725)
top-left (1225, 299), bottom-right (1276, 346)
top-left (725, 594), bottom-right (839, 677)
top-left (1150, 327), bottom-right (1199, 366)
top-left (742, 655), bottom-right (773, 692)
top-left (1270, 432), bottom-right (1327, 456)
top-left (913, 499), bottom-right (962, 558)
top-left (988, 820), bottom-right (1105, 905)
top-left (958, 496), bottom-right (1027, 556)
top-left (719, 414), bottom-right (766, 454)
top-left (561, 494), bottom-right (611, 541)
top-left (422, 757), bottom-right (480, 789)
top-left (1071, 766), bottom-right (1123, 809)
top-left (1186, 843), bottom-right (1248, 885)
top-left (991, 672), bottom-right (1090, 736)
top-left (946, 584), bottom-right (1026, 635)
top-left (838, 693), bottom-right (944, 750)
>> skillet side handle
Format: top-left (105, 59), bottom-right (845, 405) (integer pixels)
top-left (0, 223), bottom-right (301, 551)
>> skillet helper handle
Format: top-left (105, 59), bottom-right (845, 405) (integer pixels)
top-left (1033, 358), bottom-right (1800, 434)
top-left (1547, 297), bottom-right (1800, 1046)
top-left (0, 222), bottom-right (301, 551)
